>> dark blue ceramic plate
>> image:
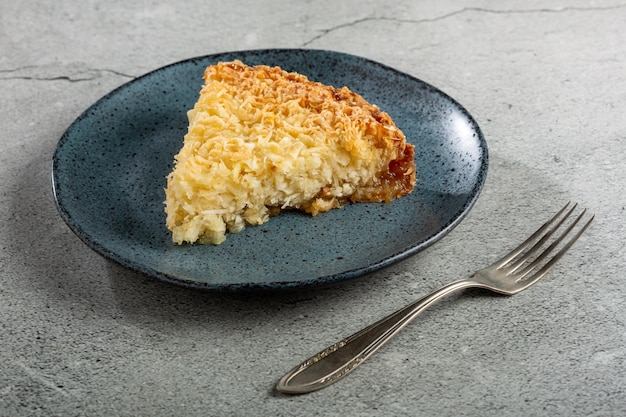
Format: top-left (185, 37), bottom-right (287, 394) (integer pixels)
top-left (52, 49), bottom-right (488, 291)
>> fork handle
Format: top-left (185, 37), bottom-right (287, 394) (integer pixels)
top-left (276, 278), bottom-right (477, 394)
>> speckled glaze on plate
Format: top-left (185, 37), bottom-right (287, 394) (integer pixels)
top-left (52, 49), bottom-right (488, 291)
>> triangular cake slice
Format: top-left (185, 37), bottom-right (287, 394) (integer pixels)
top-left (165, 60), bottom-right (416, 245)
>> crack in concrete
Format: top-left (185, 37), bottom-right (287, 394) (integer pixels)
top-left (15, 361), bottom-right (72, 398)
top-left (0, 65), bottom-right (136, 82)
top-left (301, 4), bottom-right (626, 47)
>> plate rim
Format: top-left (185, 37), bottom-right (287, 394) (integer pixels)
top-left (51, 48), bottom-right (488, 291)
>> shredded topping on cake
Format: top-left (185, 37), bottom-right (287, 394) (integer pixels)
top-left (164, 60), bottom-right (416, 244)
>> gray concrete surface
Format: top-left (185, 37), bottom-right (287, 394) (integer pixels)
top-left (1, 1), bottom-right (625, 416)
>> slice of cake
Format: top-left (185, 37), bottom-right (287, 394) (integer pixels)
top-left (164, 60), bottom-right (416, 245)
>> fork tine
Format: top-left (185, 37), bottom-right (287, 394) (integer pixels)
top-left (515, 208), bottom-right (589, 279)
top-left (494, 202), bottom-right (574, 268)
top-left (506, 203), bottom-right (578, 273)
top-left (519, 212), bottom-right (594, 283)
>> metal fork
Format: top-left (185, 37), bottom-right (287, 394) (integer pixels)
top-left (276, 202), bottom-right (594, 394)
